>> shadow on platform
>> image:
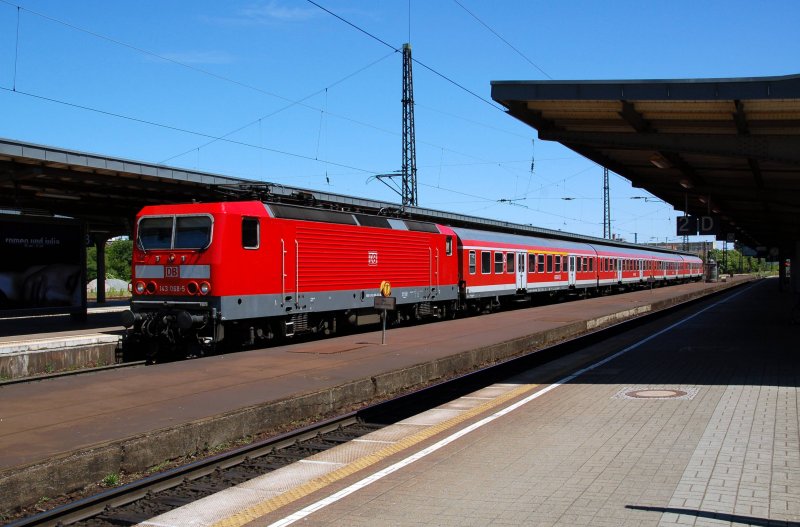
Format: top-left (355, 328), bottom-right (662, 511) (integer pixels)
top-left (626, 504), bottom-right (799, 527)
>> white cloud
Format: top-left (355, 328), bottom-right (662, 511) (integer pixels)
top-left (239, 1), bottom-right (319, 22)
top-left (203, 1), bottom-right (320, 26)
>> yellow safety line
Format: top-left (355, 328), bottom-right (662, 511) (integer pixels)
top-left (211, 382), bottom-right (541, 527)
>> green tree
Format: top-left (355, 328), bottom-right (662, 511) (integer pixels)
top-left (106, 240), bottom-right (133, 281)
top-left (706, 247), bottom-right (774, 275)
top-left (85, 239), bottom-right (133, 282)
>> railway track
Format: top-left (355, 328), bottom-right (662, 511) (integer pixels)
top-left (7, 282), bottom-right (741, 526)
top-left (20, 417), bottom-right (382, 527)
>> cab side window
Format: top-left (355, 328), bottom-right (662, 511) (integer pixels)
top-left (242, 217), bottom-right (260, 249)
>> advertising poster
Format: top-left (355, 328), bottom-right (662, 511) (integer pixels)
top-left (0, 215), bottom-right (86, 315)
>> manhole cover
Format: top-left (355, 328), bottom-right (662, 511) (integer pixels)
top-left (627, 389), bottom-right (687, 398)
top-left (613, 387), bottom-right (698, 400)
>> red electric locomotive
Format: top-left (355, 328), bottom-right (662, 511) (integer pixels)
top-left (121, 201), bottom-right (460, 359)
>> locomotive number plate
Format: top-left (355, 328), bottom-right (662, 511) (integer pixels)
top-left (165, 265), bottom-right (180, 278)
top-left (159, 284), bottom-right (186, 293)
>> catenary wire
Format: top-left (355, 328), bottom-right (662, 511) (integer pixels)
top-left (452, 0), bottom-right (553, 79)
top-left (306, 0), bottom-right (504, 111)
top-left (0, 86), bottom-right (380, 175)
top-left (159, 51), bottom-right (397, 164)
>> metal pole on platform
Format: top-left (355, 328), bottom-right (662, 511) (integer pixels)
top-left (381, 310), bottom-right (387, 345)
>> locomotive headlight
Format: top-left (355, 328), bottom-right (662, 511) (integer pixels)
top-left (199, 281), bottom-right (211, 295)
top-left (146, 281), bottom-right (157, 294)
top-left (135, 281), bottom-right (146, 294)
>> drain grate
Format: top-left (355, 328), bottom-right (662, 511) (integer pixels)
top-left (613, 387), bottom-right (698, 400)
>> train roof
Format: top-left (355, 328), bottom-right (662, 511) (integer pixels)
top-left (450, 226), bottom-right (700, 260)
top-left (253, 199), bottom-right (699, 259)
top-left (209, 180), bottom-right (701, 259)
top-left (451, 226), bottom-right (595, 252)
top-left (264, 202), bottom-right (442, 234)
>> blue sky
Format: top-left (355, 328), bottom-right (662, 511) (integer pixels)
top-left (0, 1), bottom-right (797, 244)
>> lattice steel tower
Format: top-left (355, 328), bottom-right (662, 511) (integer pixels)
top-left (401, 43), bottom-right (418, 207)
top-left (603, 167), bottom-right (611, 239)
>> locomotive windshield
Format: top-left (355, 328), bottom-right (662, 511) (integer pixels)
top-left (138, 215), bottom-right (212, 250)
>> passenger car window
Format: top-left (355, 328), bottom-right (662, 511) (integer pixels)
top-left (469, 251), bottom-right (476, 274)
top-left (494, 252), bottom-right (504, 274)
top-left (481, 251), bottom-right (491, 274)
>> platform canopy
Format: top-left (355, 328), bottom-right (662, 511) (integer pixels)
top-left (491, 73), bottom-right (800, 255)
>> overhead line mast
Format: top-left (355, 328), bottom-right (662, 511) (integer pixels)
top-left (401, 43), bottom-right (418, 208)
top-left (603, 167), bottom-right (611, 239)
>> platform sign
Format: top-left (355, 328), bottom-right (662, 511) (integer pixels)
top-left (676, 216), bottom-right (698, 236)
top-left (374, 296), bottom-right (396, 310)
top-left (374, 295), bottom-right (396, 345)
top-left (698, 216), bottom-right (717, 235)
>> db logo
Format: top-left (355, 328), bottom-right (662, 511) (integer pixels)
top-left (368, 251), bottom-right (378, 266)
top-left (165, 266), bottom-right (180, 278)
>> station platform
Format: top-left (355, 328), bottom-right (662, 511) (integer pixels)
top-left (0, 301), bottom-right (127, 379)
top-left (0, 277), bottom-right (759, 515)
top-left (141, 276), bottom-right (800, 527)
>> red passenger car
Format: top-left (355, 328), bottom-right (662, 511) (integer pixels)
top-left (451, 227), bottom-right (598, 309)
